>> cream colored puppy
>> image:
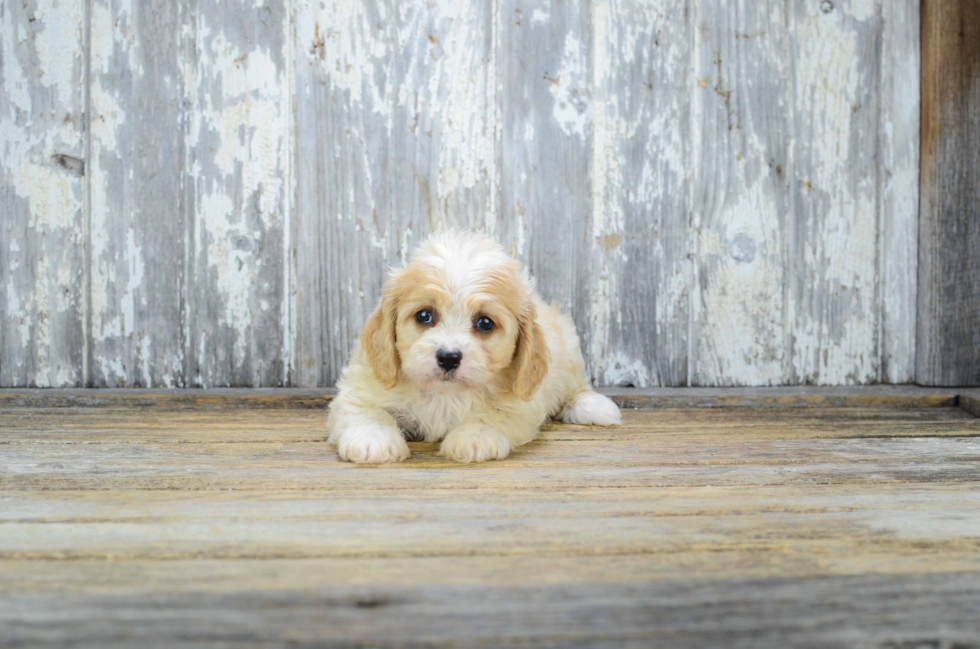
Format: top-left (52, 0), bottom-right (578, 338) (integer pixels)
top-left (328, 230), bottom-right (621, 463)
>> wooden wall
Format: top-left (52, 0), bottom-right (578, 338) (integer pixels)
top-left (1, 0), bottom-right (923, 388)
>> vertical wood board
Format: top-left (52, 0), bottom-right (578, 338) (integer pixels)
top-left (88, 0), bottom-right (186, 387)
top-left (787, 0), bottom-right (882, 385)
top-left (589, 0), bottom-right (691, 387)
top-left (877, 0), bottom-right (919, 384)
top-left (917, 0), bottom-right (980, 386)
top-left (293, 0), bottom-right (399, 387)
top-left (0, 0), bottom-right (87, 387)
top-left (689, 0), bottom-right (789, 386)
top-left (185, 0), bottom-right (291, 387)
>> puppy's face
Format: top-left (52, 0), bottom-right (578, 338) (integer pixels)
top-left (360, 233), bottom-right (549, 399)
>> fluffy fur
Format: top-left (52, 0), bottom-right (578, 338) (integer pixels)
top-left (327, 231), bottom-right (622, 463)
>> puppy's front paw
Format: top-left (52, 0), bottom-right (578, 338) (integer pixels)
top-left (336, 427), bottom-right (410, 464)
top-left (439, 427), bottom-right (511, 464)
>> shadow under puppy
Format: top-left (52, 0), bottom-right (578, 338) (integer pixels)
top-left (328, 231), bottom-right (621, 463)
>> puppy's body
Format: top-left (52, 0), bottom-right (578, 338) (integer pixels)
top-left (328, 231), bottom-right (621, 463)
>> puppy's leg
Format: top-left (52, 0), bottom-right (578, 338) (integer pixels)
top-left (439, 406), bottom-right (542, 464)
top-left (328, 400), bottom-right (409, 464)
top-left (562, 389), bottom-right (622, 426)
top-left (439, 423), bottom-right (512, 464)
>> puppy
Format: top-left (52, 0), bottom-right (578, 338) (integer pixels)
top-left (327, 230), bottom-right (622, 463)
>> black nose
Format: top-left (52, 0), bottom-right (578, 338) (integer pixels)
top-left (436, 349), bottom-right (463, 372)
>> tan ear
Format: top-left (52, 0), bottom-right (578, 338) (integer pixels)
top-left (512, 301), bottom-right (550, 400)
top-left (360, 286), bottom-right (400, 388)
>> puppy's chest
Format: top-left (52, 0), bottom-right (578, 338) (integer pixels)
top-left (392, 392), bottom-right (472, 442)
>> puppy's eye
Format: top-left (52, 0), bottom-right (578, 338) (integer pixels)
top-left (474, 316), bottom-right (496, 332)
top-left (415, 309), bottom-right (435, 326)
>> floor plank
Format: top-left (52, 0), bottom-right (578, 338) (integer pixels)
top-left (2, 406), bottom-right (977, 443)
top-left (3, 574), bottom-right (980, 648)
top-left (1, 484), bottom-right (979, 561)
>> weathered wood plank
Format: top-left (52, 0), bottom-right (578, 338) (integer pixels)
top-left (690, 0), bottom-right (788, 386)
top-left (2, 406), bottom-right (978, 444)
top-left (5, 550), bottom-right (980, 594)
top-left (4, 434), bottom-right (978, 492)
top-left (497, 0), bottom-right (595, 375)
top-left (3, 571), bottom-right (980, 647)
top-left (589, 0), bottom-right (690, 387)
top-left (917, 0), bottom-right (980, 386)
top-left (293, 0), bottom-right (395, 387)
top-left (2, 483), bottom-right (979, 560)
top-left (878, 0), bottom-right (919, 384)
top-left (184, 0), bottom-right (291, 387)
top-left (787, 0), bottom-right (881, 385)
top-left (0, 0), bottom-right (87, 387)
top-left (390, 1), bottom-right (495, 234)
top-left (88, 0), bottom-right (187, 387)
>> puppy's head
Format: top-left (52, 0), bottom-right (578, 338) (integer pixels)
top-left (360, 231), bottom-right (549, 399)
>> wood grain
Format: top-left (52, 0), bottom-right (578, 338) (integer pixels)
top-left (2, 404), bottom-right (978, 443)
top-left (3, 480), bottom-right (980, 560)
top-left (3, 408), bottom-right (979, 493)
top-left (917, 0), bottom-right (980, 386)
top-left (3, 572), bottom-right (979, 648)
top-left (1, 397), bottom-right (980, 645)
top-left (878, 0), bottom-right (920, 384)
top-left (293, 0), bottom-right (393, 387)
top-left (185, 0), bottom-right (291, 387)
top-left (590, 0), bottom-right (690, 387)
top-left (497, 0), bottom-right (595, 375)
top-left (788, 0), bottom-right (881, 385)
top-left (690, 0), bottom-right (788, 386)
top-left (0, 0), bottom-right (87, 388)
top-left (88, 0), bottom-right (187, 387)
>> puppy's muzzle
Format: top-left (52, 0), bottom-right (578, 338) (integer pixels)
top-left (436, 349), bottom-right (463, 372)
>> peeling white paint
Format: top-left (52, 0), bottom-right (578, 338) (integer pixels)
top-left (182, 2), bottom-right (291, 385)
top-left (31, 0), bottom-right (84, 109)
top-left (601, 351), bottom-right (651, 389)
top-left (790, 0), bottom-right (879, 384)
top-left (549, 30), bottom-right (590, 137)
top-left (1, 0), bottom-right (86, 387)
top-left (298, 0), bottom-right (390, 116)
top-left (689, 0), bottom-right (790, 387)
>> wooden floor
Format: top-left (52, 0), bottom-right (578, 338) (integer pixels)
top-left (2, 388), bottom-right (980, 648)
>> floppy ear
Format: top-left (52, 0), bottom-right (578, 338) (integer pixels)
top-left (512, 300), bottom-right (550, 400)
top-left (360, 283), bottom-right (400, 389)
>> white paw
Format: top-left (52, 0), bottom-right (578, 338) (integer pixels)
top-left (439, 427), bottom-right (511, 464)
top-left (336, 427), bottom-right (410, 464)
top-left (562, 391), bottom-right (622, 426)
